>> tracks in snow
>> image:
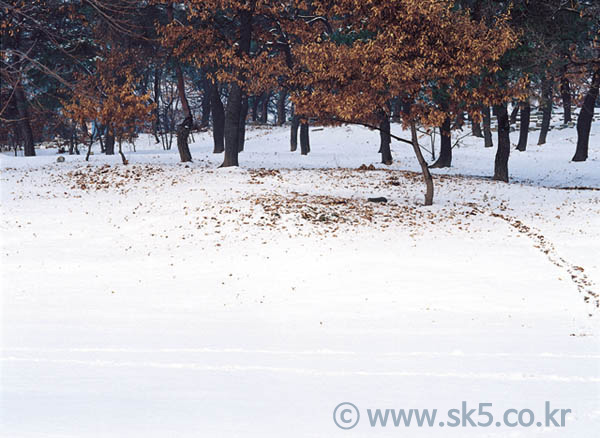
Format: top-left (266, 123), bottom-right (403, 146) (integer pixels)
top-left (469, 205), bottom-right (599, 311)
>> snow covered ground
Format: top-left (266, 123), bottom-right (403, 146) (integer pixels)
top-left (1, 122), bottom-right (599, 437)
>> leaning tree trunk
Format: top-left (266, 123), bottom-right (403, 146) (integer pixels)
top-left (410, 123), bottom-right (434, 206)
top-left (493, 104), bottom-right (511, 182)
top-left (560, 75), bottom-right (572, 124)
top-left (276, 90), bottom-right (287, 126)
top-left (176, 117), bottom-right (193, 162)
top-left (430, 116), bottom-right (452, 168)
top-left (117, 140), bottom-right (128, 165)
top-left (379, 114), bottom-right (392, 165)
top-left (516, 101), bottom-right (530, 152)
top-left (290, 114), bottom-right (300, 151)
top-left (238, 96), bottom-right (249, 152)
top-left (174, 64), bottom-right (193, 162)
top-left (211, 82), bottom-right (225, 153)
top-left (537, 78), bottom-right (553, 145)
top-left (483, 105), bottom-right (493, 148)
top-left (13, 83), bottom-right (35, 156)
top-left (573, 67), bottom-right (600, 162)
top-left (300, 122), bottom-right (310, 155)
top-left (221, 8), bottom-right (253, 167)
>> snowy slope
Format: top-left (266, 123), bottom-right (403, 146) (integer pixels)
top-left (1, 122), bottom-right (599, 437)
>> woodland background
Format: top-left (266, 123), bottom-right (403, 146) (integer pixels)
top-left (1, 1), bottom-right (599, 203)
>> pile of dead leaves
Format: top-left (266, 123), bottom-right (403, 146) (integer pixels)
top-left (55, 164), bottom-right (165, 193)
top-left (248, 169), bottom-right (283, 185)
top-left (248, 193), bottom-right (377, 226)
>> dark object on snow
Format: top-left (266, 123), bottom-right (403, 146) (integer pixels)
top-left (368, 197), bottom-right (388, 203)
top-left (56, 156), bottom-right (65, 163)
top-left (357, 164), bottom-right (376, 171)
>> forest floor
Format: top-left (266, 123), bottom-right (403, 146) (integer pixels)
top-left (1, 122), bottom-right (599, 437)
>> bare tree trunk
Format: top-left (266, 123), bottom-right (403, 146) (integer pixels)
top-left (291, 113), bottom-right (299, 151)
top-left (573, 67), bottom-right (600, 162)
top-left (118, 140), bottom-right (128, 165)
top-left (85, 123), bottom-right (94, 162)
top-left (200, 76), bottom-right (212, 128)
top-left (211, 82), bottom-right (225, 153)
top-left (153, 67), bottom-right (161, 143)
top-left (251, 95), bottom-right (260, 122)
top-left (560, 74), bottom-right (572, 124)
top-left (68, 128), bottom-right (75, 155)
top-left (379, 113), bottom-right (392, 165)
top-left (493, 104), bottom-right (510, 182)
top-left (174, 64), bottom-right (193, 162)
top-left (176, 117), bottom-right (193, 162)
top-left (410, 123), bottom-right (434, 206)
top-left (483, 106), bottom-right (493, 148)
top-left (13, 83), bottom-right (35, 156)
top-left (392, 99), bottom-right (402, 122)
top-left (300, 122), bottom-right (310, 155)
top-left (222, 7), bottom-right (253, 167)
top-left (99, 127), bottom-right (105, 153)
top-left (72, 123), bottom-right (80, 155)
top-left (509, 104), bottom-right (519, 125)
top-left (470, 114), bottom-right (483, 138)
top-left (13, 123), bottom-right (21, 156)
top-left (86, 142), bottom-right (93, 161)
top-left (238, 96), bottom-right (248, 152)
top-left (430, 116), bottom-right (452, 168)
top-left (516, 101), bottom-right (530, 152)
top-left (537, 78), bottom-right (553, 145)
top-left (105, 128), bottom-right (115, 155)
top-left (168, 1), bottom-right (193, 163)
top-left (455, 111), bottom-right (465, 129)
top-left (276, 90), bottom-right (287, 125)
top-left (223, 83), bottom-right (242, 166)
top-left (9, 34), bottom-right (35, 157)
top-left (259, 91), bottom-right (270, 124)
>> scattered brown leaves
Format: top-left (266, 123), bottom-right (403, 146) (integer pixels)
top-left (54, 164), bottom-right (165, 193)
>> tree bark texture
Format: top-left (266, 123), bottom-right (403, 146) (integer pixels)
top-left (537, 78), bottom-right (553, 145)
top-left (430, 116), bottom-right (452, 168)
top-left (493, 104), bottom-right (511, 182)
top-left (379, 114), bottom-right (392, 165)
top-left (516, 101), bottom-right (530, 152)
top-left (410, 123), bottom-right (434, 206)
top-left (300, 122), bottom-right (310, 155)
top-left (291, 114), bottom-right (300, 151)
top-left (221, 7), bottom-right (253, 167)
top-left (573, 67), bottom-right (600, 162)
top-left (483, 105), bottom-right (493, 148)
top-left (211, 82), bottom-right (225, 153)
